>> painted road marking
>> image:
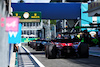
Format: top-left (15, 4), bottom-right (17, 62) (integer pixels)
top-left (22, 46), bottom-right (45, 67)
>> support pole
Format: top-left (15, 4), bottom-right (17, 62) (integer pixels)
top-left (71, 20), bottom-right (80, 33)
top-left (62, 0), bottom-right (65, 3)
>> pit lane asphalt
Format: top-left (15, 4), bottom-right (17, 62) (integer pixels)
top-left (24, 45), bottom-right (100, 67)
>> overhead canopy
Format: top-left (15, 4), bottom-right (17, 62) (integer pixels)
top-left (11, 3), bottom-right (81, 20)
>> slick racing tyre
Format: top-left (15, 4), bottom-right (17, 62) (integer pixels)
top-left (28, 42), bottom-right (30, 46)
top-left (78, 42), bottom-right (89, 58)
top-left (45, 45), bottom-right (49, 58)
top-left (35, 43), bottom-right (40, 51)
top-left (46, 45), bottom-right (57, 59)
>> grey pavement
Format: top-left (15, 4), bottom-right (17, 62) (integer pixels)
top-left (18, 46), bottom-right (35, 67)
top-left (24, 45), bottom-right (100, 67)
top-left (89, 46), bottom-right (100, 57)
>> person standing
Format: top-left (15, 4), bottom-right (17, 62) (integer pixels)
top-left (56, 34), bottom-right (62, 39)
top-left (13, 44), bottom-right (18, 52)
top-left (98, 29), bottom-right (100, 47)
top-left (82, 30), bottom-right (91, 45)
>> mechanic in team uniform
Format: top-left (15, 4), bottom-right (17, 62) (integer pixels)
top-left (56, 34), bottom-right (63, 39)
top-left (82, 30), bottom-right (91, 44)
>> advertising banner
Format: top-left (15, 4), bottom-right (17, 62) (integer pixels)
top-left (6, 17), bottom-right (19, 32)
top-left (8, 23), bottom-right (22, 43)
top-left (21, 38), bottom-right (40, 43)
top-left (13, 12), bottom-right (41, 22)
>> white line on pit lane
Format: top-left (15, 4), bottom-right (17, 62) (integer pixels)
top-left (22, 46), bottom-right (45, 67)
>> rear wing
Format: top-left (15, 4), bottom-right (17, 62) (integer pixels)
top-left (50, 39), bottom-right (80, 43)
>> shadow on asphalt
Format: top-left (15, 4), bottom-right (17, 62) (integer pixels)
top-left (63, 56), bottom-right (100, 67)
top-left (25, 46), bottom-right (100, 67)
top-left (18, 52), bottom-right (45, 55)
top-left (18, 53), bottom-right (30, 55)
top-left (31, 52), bottom-right (45, 55)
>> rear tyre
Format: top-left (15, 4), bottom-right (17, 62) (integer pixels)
top-left (28, 42), bottom-right (30, 46)
top-left (45, 45), bottom-right (49, 58)
top-left (35, 44), bottom-right (40, 51)
top-left (47, 45), bottom-right (57, 59)
top-left (33, 43), bottom-right (36, 49)
top-left (78, 42), bottom-right (89, 58)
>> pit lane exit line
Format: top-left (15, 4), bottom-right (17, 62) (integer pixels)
top-left (22, 46), bottom-right (45, 67)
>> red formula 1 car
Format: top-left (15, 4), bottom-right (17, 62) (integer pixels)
top-left (45, 39), bottom-right (89, 59)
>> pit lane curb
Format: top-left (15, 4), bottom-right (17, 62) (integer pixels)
top-left (89, 54), bottom-right (100, 58)
top-left (21, 46), bottom-right (45, 67)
